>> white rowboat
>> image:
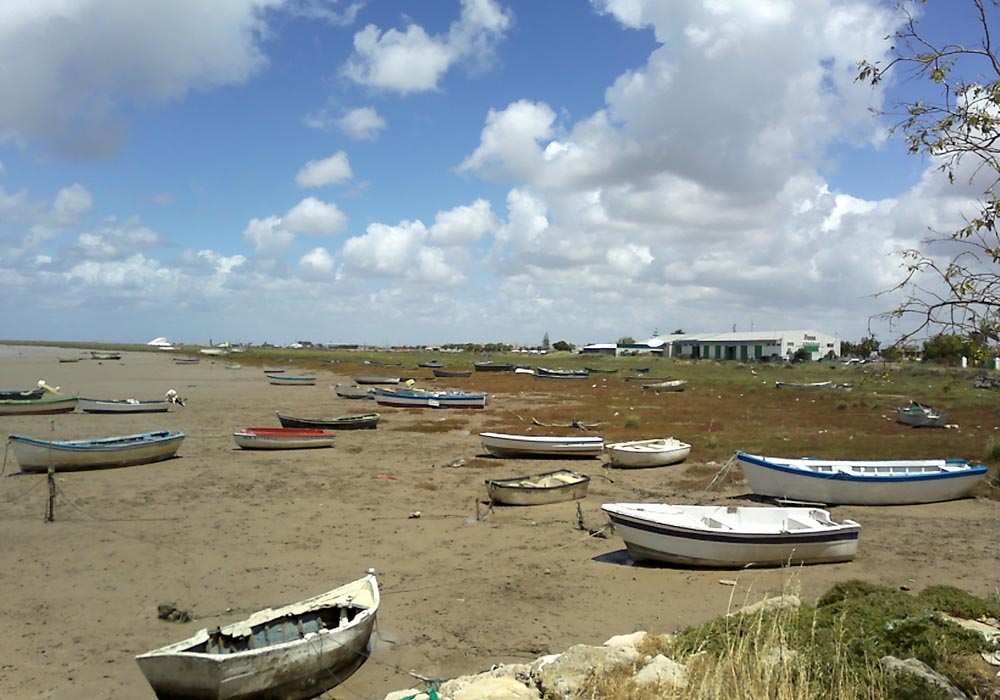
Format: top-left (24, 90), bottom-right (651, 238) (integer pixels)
top-left (479, 432), bottom-right (605, 458)
top-left (605, 438), bottom-right (691, 468)
top-left (233, 428), bottom-right (335, 450)
top-left (602, 503), bottom-right (861, 567)
top-left (485, 469), bottom-right (591, 505)
top-left (736, 452), bottom-right (987, 505)
top-left (9, 431), bottom-right (184, 472)
top-left (78, 397), bottom-right (171, 414)
top-left (136, 571), bottom-right (379, 700)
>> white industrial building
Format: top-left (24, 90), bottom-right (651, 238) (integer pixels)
top-left (582, 330), bottom-right (841, 361)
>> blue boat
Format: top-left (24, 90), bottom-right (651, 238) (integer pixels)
top-left (267, 374), bottom-right (316, 386)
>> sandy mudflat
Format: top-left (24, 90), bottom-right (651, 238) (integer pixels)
top-left (1, 345), bottom-right (998, 700)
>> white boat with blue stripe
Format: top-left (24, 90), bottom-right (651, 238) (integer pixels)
top-left (601, 503), bottom-right (860, 568)
top-left (736, 452), bottom-right (987, 505)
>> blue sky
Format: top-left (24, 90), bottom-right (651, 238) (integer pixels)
top-left (0, 0), bottom-right (987, 347)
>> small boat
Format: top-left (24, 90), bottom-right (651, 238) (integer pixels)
top-left (136, 571), bottom-right (379, 700)
top-left (601, 503), bottom-right (861, 568)
top-left (625, 374), bottom-right (673, 382)
top-left (0, 387), bottom-right (45, 400)
top-left (373, 387), bottom-right (488, 409)
top-left (485, 469), bottom-right (591, 506)
top-left (276, 412), bottom-right (380, 430)
top-left (641, 379), bottom-right (687, 392)
top-left (353, 373), bottom-right (400, 385)
top-left (267, 374), bottom-right (317, 386)
top-left (474, 361), bottom-right (515, 372)
top-left (479, 432), bottom-right (605, 458)
top-left (57, 357), bottom-right (80, 363)
top-left (736, 452), bottom-right (988, 505)
top-left (432, 368), bottom-right (472, 378)
top-left (334, 384), bottom-right (374, 400)
top-left (173, 357), bottom-right (200, 365)
top-left (363, 359), bottom-right (403, 367)
top-left (897, 401), bottom-right (948, 428)
top-left (535, 367), bottom-right (590, 379)
top-left (78, 397), bottom-right (172, 414)
top-left (90, 351), bottom-right (122, 360)
top-left (199, 348), bottom-right (226, 356)
top-left (263, 366), bottom-right (286, 374)
top-left (584, 367), bottom-right (619, 374)
top-left (417, 360), bottom-right (444, 368)
top-left (9, 430), bottom-right (184, 472)
top-left (774, 380), bottom-right (833, 391)
top-left (0, 395), bottom-right (79, 416)
top-left (225, 363), bottom-right (243, 370)
top-left (605, 437), bottom-right (691, 468)
top-left (233, 427), bottom-right (335, 450)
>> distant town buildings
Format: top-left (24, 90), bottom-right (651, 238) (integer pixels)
top-left (582, 329), bottom-right (841, 362)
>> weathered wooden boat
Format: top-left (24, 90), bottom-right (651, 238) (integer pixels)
top-left (276, 412), bottom-right (380, 430)
top-left (736, 452), bottom-right (988, 505)
top-left (897, 401), bottom-right (948, 428)
top-left (0, 387), bottom-right (45, 400)
top-left (485, 469), bottom-right (591, 505)
top-left (9, 430), bottom-right (184, 472)
top-left (233, 427), bottom-right (335, 450)
top-left (353, 373), bottom-right (400, 385)
top-left (267, 374), bottom-right (317, 386)
top-left (641, 379), bottom-right (687, 392)
top-left (474, 361), bottom-right (515, 372)
top-left (601, 503), bottom-right (860, 567)
top-left (78, 397), bottom-right (172, 414)
top-left (373, 387), bottom-right (488, 408)
top-left (90, 351), bottom-right (122, 360)
top-left (417, 360), bottom-right (444, 368)
top-left (136, 570), bottom-right (379, 700)
top-left (605, 438), bottom-right (691, 468)
top-left (535, 367), bottom-right (590, 379)
top-left (0, 395), bottom-right (79, 416)
top-left (333, 384), bottom-right (374, 400)
top-left (432, 368), bottom-right (472, 378)
top-left (479, 432), bottom-right (605, 458)
top-left (774, 380), bottom-right (833, 391)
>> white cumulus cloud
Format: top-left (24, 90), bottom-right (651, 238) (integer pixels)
top-left (283, 197), bottom-right (348, 235)
top-left (295, 152), bottom-right (354, 188)
top-left (429, 198), bottom-right (497, 245)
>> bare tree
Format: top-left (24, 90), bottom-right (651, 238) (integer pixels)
top-left (858, 0), bottom-right (1000, 344)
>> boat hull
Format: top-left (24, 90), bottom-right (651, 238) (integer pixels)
top-left (353, 374), bottom-right (399, 385)
top-left (10, 431), bottom-right (184, 472)
top-left (602, 504), bottom-right (860, 568)
top-left (373, 388), bottom-right (488, 409)
top-left (0, 396), bottom-right (78, 415)
top-left (432, 368), bottom-right (472, 378)
top-left (479, 432), bottom-right (604, 458)
top-left (78, 398), bottom-right (171, 414)
top-left (605, 439), bottom-right (691, 468)
top-left (333, 385), bottom-right (374, 400)
top-left (233, 428), bottom-right (335, 450)
top-left (737, 453), bottom-right (987, 505)
top-left (641, 380), bottom-right (687, 392)
top-left (276, 413), bottom-right (380, 430)
top-left (136, 574), bottom-right (378, 700)
top-left (897, 405), bottom-right (947, 427)
top-left (486, 470), bottom-right (590, 505)
top-left (266, 375), bottom-right (316, 386)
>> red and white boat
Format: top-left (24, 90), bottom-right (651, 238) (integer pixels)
top-left (233, 427), bottom-right (335, 450)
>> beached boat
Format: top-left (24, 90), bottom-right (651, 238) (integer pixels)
top-left (605, 438), bottom-right (691, 468)
top-left (485, 469), bottom-right (591, 506)
top-left (353, 373), bottom-right (400, 385)
top-left (534, 367), bottom-right (590, 380)
top-left (432, 368), bottom-right (472, 378)
top-left (136, 571), bottom-right (379, 700)
top-left (0, 387), bottom-right (45, 400)
top-left (584, 367), bottom-right (619, 374)
top-left (90, 351), bottom-right (122, 360)
top-left (333, 385), bottom-right (374, 400)
top-left (897, 401), bottom-right (948, 428)
top-left (9, 430), bottom-right (184, 472)
top-left (57, 357), bottom-right (80, 363)
top-left (641, 379), bottom-right (687, 392)
top-left (736, 452), bottom-right (988, 505)
top-left (373, 387), bottom-right (488, 409)
top-left (417, 360), bottom-right (444, 368)
top-left (233, 427), bottom-right (335, 450)
top-left (78, 397), bottom-right (172, 414)
top-left (774, 380), bottom-right (833, 391)
top-left (276, 412), bottom-right (380, 430)
top-left (173, 357), bottom-right (200, 365)
top-left (601, 503), bottom-right (861, 567)
top-left (263, 366), bottom-right (286, 374)
top-left (267, 374), bottom-right (317, 386)
top-left (474, 361), bottom-right (515, 372)
top-left (479, 432), bottom-right (605, 458)
top-left (0, 395), bottom-right (79, 416)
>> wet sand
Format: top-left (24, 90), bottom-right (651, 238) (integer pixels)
top-left (1, 345), bottom-right (998, 699)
